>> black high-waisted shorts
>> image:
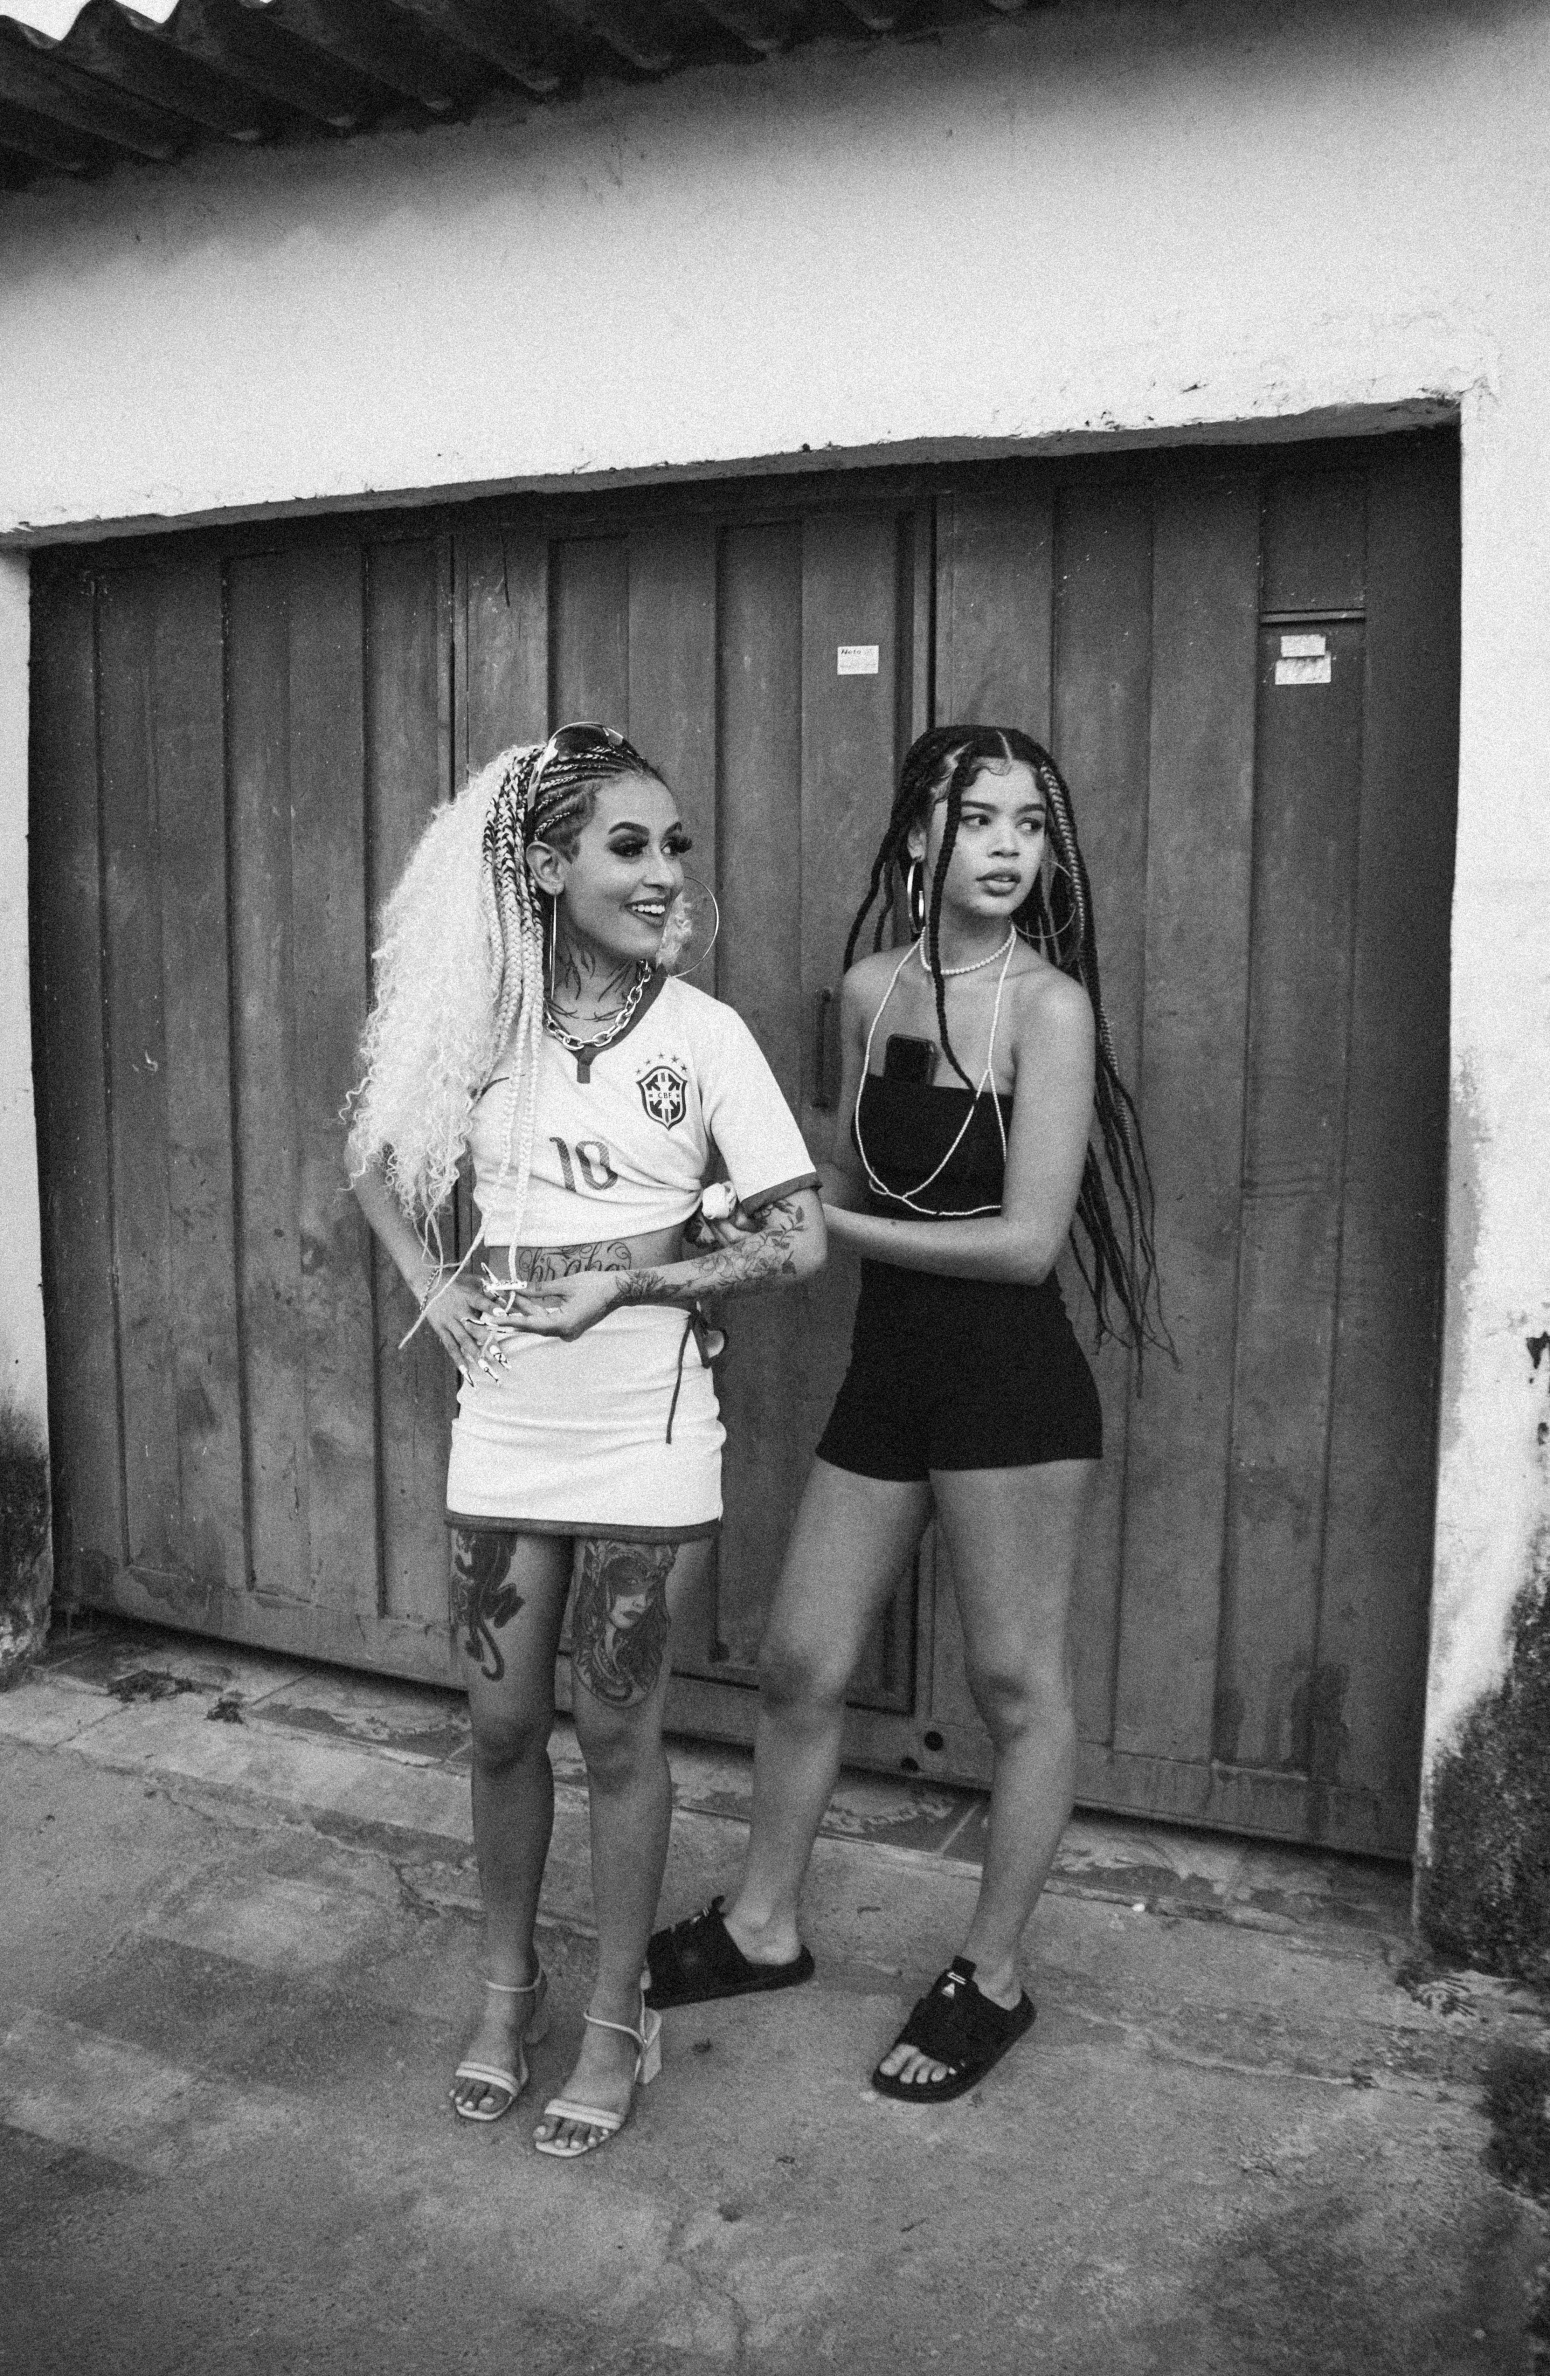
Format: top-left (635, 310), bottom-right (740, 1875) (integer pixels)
top-left (816, 1260), bottom-right (1102, 1479)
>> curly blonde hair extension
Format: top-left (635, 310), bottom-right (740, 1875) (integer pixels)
top-left (345, 748), bottom-right (510, 1236)
top-left (347, 726), bottom-right (669, 1262)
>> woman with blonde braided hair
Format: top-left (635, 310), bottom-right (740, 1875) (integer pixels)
top-left (649, 725), bottom-right (1166, 2107)
top-left (350, 723), bottom-right (823, 2157)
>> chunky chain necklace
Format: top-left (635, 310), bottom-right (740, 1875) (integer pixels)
top-left (544, 961), bottom-right (652, 1060)
top-left (916, 928), bottom-right (1016, 979)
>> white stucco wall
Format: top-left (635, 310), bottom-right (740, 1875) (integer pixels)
top-left (0, 0), bottom-right (1522, 533)
top-left (0, 0), bottom-right (1545, 1818)
top-left (0, 548), bottom-right (51, 1673)
top-left (0, 554), bottom-right (45, 1439)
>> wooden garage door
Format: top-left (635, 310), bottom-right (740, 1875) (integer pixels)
top-left (31, 433), bottom-right (1457, 1852)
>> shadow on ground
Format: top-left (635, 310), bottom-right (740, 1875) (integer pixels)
top-left (1, 1616), bottom-right (1545, 2375)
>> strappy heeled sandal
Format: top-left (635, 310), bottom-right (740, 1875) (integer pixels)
top-left (533, 1989), bottom-right (663, 2159)
top-left (870, 1956), bottom-right (1035, 2104)
top-left (450, 1970), bottom-right (551, 2123)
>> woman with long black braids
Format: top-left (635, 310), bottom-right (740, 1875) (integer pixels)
top-left (648, 724), bottom-right (1164, 2104)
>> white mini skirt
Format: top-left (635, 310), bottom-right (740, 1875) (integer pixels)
top-left (444, 1303), bottom-right (723, 1541)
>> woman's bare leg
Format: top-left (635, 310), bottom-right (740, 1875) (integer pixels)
top-left (722, 1460), bottom-right (931, 1966)
top-left (448, 1528), bottom-right (572, 2115)
top-left (534, 1537), bottom-right (708, 2152)
top-left (877, 1459), bottom-right (1093, 2086)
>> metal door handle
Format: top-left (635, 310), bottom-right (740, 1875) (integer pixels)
top-left (812, 988), bottom-right (836, 1111)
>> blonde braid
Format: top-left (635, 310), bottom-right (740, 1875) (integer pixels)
top-left (480, 747), bottom-right (549, 1272)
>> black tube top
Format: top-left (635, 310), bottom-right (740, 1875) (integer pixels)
top-left (853, 1072), bottom-right (1012, 1218)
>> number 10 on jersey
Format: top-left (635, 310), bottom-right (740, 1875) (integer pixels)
top-left (552, 1137), bottom-right (619, 1194)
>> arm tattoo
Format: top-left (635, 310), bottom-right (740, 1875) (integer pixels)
top-left (612, 1196), bottom-right (806, 1308)
top-left (450, 1528), bottom-right (525, 1683)
top-left (570, 1538), bottom-right (676, 1708)
top-left (517, 1239), bottom-right (634, 1288)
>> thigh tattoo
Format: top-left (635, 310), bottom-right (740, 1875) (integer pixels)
top-left (571, 1539), bottom-right (676, 1708)
top-left (450, 1528), bottom-right (525, 1682)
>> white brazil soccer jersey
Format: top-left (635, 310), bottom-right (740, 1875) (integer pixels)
top-left (468, 972), bottom-right (818, 1251)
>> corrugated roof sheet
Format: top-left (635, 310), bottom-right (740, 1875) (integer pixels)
top-left (0, 0), bottom-right (1031, 189)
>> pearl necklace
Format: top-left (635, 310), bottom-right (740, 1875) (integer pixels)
top-left (544, 962), bottom-right (652, 1059)
top-left (915, 928), bottom-right (1016, 979)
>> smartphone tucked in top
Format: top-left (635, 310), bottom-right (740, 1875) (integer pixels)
top-left (883, 1034), bottom-right (937, 1085)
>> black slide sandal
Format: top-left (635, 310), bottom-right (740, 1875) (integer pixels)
top-left (646, 1896), bottom-right (815, 2010)
top-left (870, 1956), bottom-right (1035, 2103)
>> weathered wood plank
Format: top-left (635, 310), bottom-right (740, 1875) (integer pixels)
top-left (627, 519), bottom-right (718, 900)
top-left (1315, 438), bottom-right (1459, 1851)
top-left (366, 536), bottom-right (456, 1628)
top-left (1112, 475), bottom-right (1260, 1763)
top-left (29, 563), bottom-right (124, 1595)
top-left (904, 500), bottom-right (933, 749)
top-left (227, 554), bottom-right (310, 1601)
top-left (1261, 470), bottom-right (1367, 614)
top-left (922, 1531), bottom-right (990, 1781)
top-left (150, 555), bottom-right (248, 1601)
top-left (1073, 1740), bottom-right (1393, 1851)
top-left (1049, 480), bottom-right (1154, 1748)
top-left (286, 543), bottom-right (380, 1620)
top-left (95, 565), bottom-right (179, 1576)
top-left (802, 508), bottom-right (907, 1079)
top-left (621, 521), bottom-right (724, 1677)
top-left (550, 537), bottom-right (629, 725)
top-left (802, 505), bottom-right (913, 1711)
top-left (722, 522), bottom-right (805, 1106)
top-left (935, 481), bottom-right (1053, 736)
top-left (457, 519), bottom-right (547, 779)
top-left (699, 518), bottom-right (808, 1678)
top-left (1215, 613), bottom-right (1365, 1773)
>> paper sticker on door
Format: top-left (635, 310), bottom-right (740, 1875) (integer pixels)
top-left (1276, 630), bottom-right (1331, 687)
top-left (837, 645), bottom-right (880, 676)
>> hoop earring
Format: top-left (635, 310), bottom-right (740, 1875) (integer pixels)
top-left (1044, 850), bottom-right (1085, 963)
top-left (525, 844), bottom-right (561, 995)
top-left (656, 873), bottom-right (721, 977)
top-left (905, 859), bottom-right (926, 938)
top-left (1014, 884), bottom-right (1051, 959)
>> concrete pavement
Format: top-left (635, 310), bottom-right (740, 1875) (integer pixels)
top-left (2, 1615), bottom-right (1546, 2376)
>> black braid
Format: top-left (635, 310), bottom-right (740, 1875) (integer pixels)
top-left (529, 730), bottom-right (662, 856)
top-left (923, 746), bottom-right (984, 1094)
top-left (483, 728), bottom-right (664, 910)
top-left (842, 723), bottom-right (1170, 1365)
top-left (843, 726), bottom-right (963, 971)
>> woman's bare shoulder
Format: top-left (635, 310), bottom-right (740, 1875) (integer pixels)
top-left (1007, 954), bottom-right (1094, 1049)
top-left (839, 948), bottom-right (906, 1015)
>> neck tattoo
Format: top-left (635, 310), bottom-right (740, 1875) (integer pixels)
top-left (550, 941), bottom-right (641, 1017)
top-left (544, 961), bottom-right (653, 1065)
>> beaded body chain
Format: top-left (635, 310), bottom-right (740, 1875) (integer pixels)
top-left (852, 935), bottom-right (1017, 1220)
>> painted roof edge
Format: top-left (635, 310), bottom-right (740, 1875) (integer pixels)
top-left (0, 0), bottom-right (1028, 191)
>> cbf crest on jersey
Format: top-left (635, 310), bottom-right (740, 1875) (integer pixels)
top-left (637, 1060), bottom-right (689, 1131)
